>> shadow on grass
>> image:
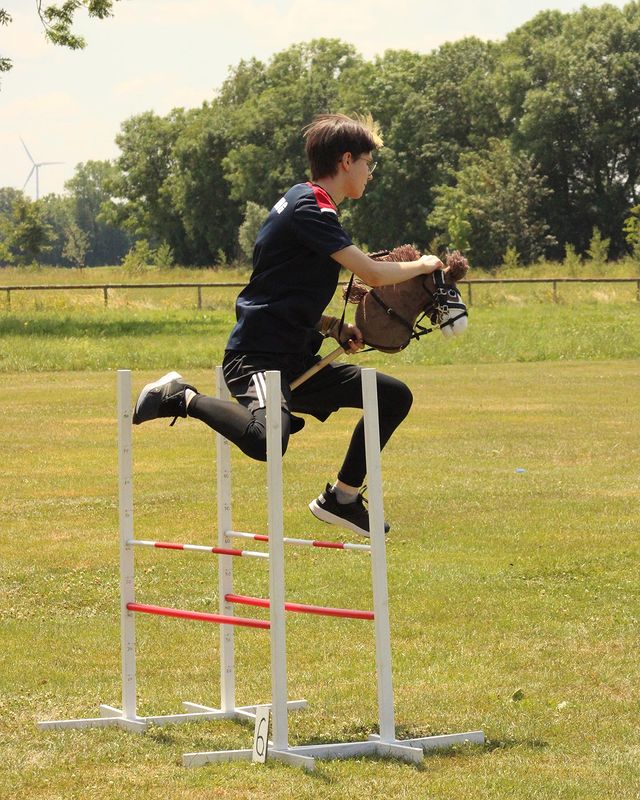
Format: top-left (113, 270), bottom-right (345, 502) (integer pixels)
top-left (69, 719), bottom-right (547, 782)
top-left (0, 313), bottom-right (227, 339)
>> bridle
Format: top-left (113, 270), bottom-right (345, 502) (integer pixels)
top-left (428, 269), bottom-right (469, 332)
top-left (360, 269), bottom-right (468, 352)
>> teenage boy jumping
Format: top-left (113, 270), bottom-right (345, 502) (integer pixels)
top-left (133, 113), bottom-right (443, 537)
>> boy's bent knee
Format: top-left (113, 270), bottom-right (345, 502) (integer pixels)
top-left (377, 375), bottom-right (413, 419)
top-left (238, 423), bottom-right (289, 463)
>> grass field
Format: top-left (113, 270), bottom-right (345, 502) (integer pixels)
top-left (1, 268), bottom-right (639, 798)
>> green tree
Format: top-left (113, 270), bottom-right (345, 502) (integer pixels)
top-left (65, 160), bottom-right (130, 265)
top-left (38, 192), bottom-right (74, 264)
top-left (0, 188), bottom-right (25, 265)
top-left (221, 39), bottom-right (365, 208)
top-left (165, 105), bottom-right (241, 264)
top-left (496, 3), bottom-right (640, 256)
top-left (429, 139), bottom-right (554, 267)
top-left (349, 38), bottom-right (504, 249)
top-left (62, 221), bottom-right (90, 267)
top-left (341, 48), bottom-right (431, 248)
top-left (586, 227), bottom-right (610, 265)
top-left (121, 239), bottom-right (153, 273)
top-left (0, 186), bottom-right (25, 216)
top-left (623, 205), bottom-right (640, 255)
top-left (154, 241), bottom-right (174, 268)
top-left (108, 38), bottom-right (367, 264)
top-left (93, 9), bottom-right (640, 265)
top-left (107, 110), bottom-right (188, 258)
top-left (5, 197), bottom-right (55, 265)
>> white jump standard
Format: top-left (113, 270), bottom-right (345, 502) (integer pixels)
top-left (38, 369), bottom-right (307, 733)
top-left (182, 368), bottom-right (484, 769)
top-left (38, 368), bottom-right (484, 767)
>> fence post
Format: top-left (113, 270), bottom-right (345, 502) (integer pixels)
top-left (103, 287), bottom-right (109, 307)
top-left (637, 280), bottom-right (640, 303)
top-left (467, 282), bottom-right (472, 307)
top-left (197, 286), bottom-right (202, 309)
top-left (5, 288), bottom-right (10, 309)
top-left (552, 280), bottom-right (557, 303)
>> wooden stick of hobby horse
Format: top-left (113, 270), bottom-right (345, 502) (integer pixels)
top-left (290, 345), bottom-right (345, 390)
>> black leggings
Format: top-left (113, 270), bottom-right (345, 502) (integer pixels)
top-left (187, 362), bottom-right (412, 488)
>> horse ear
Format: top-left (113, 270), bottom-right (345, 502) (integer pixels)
top-left (445, 250), bottom-right (469, 282)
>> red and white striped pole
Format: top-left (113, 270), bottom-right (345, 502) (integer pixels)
top-left (227, 530), bottom-right (370, 553)
top-left (127, 539), bottom-right (268, 559)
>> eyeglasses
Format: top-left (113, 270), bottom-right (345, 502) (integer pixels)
top-left (361, 158), bottom-right (377, 175)
top-left (341, 155), bottom-right (378, 175)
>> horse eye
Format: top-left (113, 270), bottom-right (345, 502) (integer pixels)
top-left (448, 289), bottom-right (458, 298)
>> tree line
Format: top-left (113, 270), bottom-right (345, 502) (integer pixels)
top-left (1, 2), bottom-right (639, 269)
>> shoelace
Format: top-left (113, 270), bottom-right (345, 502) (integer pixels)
top-left (356, 485), bottom-right (368, 508)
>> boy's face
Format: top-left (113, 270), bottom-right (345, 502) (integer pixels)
top-left (341, 151), bottom-right (375, 200)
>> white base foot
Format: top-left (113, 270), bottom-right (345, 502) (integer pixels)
top-left (38, 699), bottom-right (308, 734)
top-left (183, 730), bottom-right (485, 770)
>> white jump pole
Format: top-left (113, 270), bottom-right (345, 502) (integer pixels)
top-left (183, 370), bottom-right (310, 768)
top-left (265, 371), bottom-right (289, 751)
top-left (361, 368), bottom-right (395, 742)
top-left (38, 370), bottom-right (146, 731)
top-left (216, 367), bottom-right (236, 715)
top-left (116, 368), bottom-right (139, 721)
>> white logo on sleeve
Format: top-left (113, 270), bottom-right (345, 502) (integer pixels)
top-left (274, 197), bottom-right (288, 214)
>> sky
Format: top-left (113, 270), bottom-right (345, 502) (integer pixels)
top-left (0, 0), bottom-right (630, 198)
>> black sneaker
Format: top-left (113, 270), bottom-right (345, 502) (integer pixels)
top-left (132, 371), bottom-right (198, 426)
top-left (308, 483), bottom-right (390, 538)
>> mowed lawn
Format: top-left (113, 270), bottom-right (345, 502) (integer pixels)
top-left (1, 358), bottom-right (639, 799)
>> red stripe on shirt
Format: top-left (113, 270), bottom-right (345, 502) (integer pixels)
top-left (306, 182), bottom-right (338, 213)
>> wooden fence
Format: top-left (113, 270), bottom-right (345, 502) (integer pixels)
top-left (1, 277), bottom-right (639, 309)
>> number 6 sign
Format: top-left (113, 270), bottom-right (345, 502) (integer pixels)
top-left (252, 706), bottom-right (270, 763)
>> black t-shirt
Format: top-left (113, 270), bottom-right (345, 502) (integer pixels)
top-left (226, 182), bottom-right (353, 354)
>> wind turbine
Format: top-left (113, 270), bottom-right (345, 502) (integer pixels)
top-left (20, 138), bottom-right (64, 200)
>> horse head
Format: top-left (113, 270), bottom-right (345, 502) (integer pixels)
top-left (345, 245), bottom-right (469, 354)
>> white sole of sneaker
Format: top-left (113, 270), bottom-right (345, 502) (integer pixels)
top-left (134, 371), bottom-right (182, 417)
top-left (308, 499), bottom-right (370, 539)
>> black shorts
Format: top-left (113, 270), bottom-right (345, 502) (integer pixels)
top-left (222, 350), bottom-right (364, 422)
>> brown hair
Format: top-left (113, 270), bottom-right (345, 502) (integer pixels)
top-left (303, 113), bottom-right (383, 180)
